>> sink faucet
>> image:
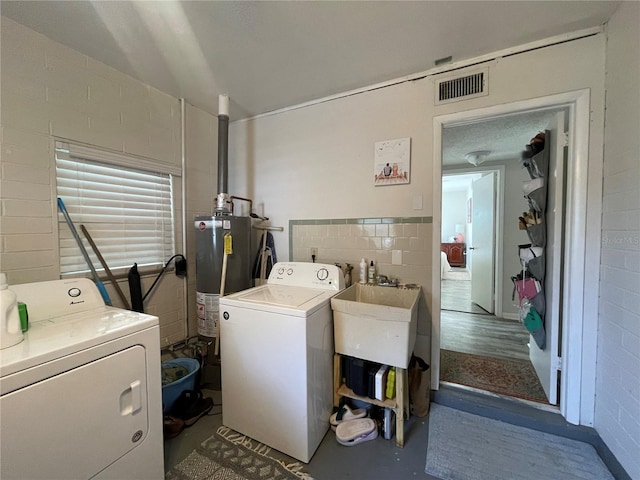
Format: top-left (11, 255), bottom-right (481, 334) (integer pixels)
top-left (376, 275), bottom-right (398, 287)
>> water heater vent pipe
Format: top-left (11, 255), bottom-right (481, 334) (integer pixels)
top-left (215, 94), bottom-right (230, 214)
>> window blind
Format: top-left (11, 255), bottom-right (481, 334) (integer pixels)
top-left (55, 142), bottom-right (176, 276)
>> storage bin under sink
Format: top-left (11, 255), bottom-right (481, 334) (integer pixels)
top-left (331, 284), bottom-right (420, 368)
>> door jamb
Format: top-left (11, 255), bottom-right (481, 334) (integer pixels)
top-left (432, 89), bottom-right (594, 426)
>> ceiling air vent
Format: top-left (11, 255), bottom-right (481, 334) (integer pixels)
top-left (435, 67), bottom-right (489, 105)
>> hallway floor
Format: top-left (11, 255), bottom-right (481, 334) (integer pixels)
top-left (440, 271), bottom-right (487, 315)
top-left (440, 310), bottom-right (529, 361)
top-left (440, 276), bottom-right (542, 402)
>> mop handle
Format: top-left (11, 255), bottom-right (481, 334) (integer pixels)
top-left (57, 198), bottom-right (112, 306)
top-left (81, 224), bottom-right (130, 309)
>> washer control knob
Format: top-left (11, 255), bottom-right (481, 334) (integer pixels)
top-left (287, 268), bottom-right (293, 275)
top-left (317, 268), bottom-right (329, 281)
top-left (277, 267), bottom-right (285, 275)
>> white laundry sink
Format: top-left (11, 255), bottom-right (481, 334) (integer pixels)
top-left (331, 284), bottom-right (420, 368)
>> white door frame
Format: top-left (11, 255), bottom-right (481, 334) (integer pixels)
top-left (432, 89), bottom-right (596, 426)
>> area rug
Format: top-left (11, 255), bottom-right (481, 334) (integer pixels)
top-left (166, 426), bottom-right (313, 480)
top-left (425, 404), bottom-right (614, 480)
top-left (440, 349), bottom-right (547, 403)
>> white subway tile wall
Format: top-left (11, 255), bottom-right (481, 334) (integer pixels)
top-left (290, 218), bottom-right (433, 362)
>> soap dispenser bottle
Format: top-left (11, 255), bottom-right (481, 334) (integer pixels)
top-left (1, 272), bottom-right (23, 350)
top-left (359, 259), bottom-right (367, 284)
top-left (368, 260), bottom-right (376, 284)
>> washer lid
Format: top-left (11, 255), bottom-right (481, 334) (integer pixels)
top-left (220, 284), bottom-right (337, 316)
top-left (231, 285), bottom-right (328, 307)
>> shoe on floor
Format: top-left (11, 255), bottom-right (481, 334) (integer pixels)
top-left (163, 415), bottom-right (185, 439)
top-left (330, 403), bottom-right (367, 430)
top-left (336, 418), bottom-right (378, 446)
top-left (169, 389), bottom-right (214, 427)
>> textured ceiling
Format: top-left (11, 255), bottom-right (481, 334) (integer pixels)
top-left (442, 109), bottom-right (558, 166)
top-left (1, 1), bottom-right (619, 121)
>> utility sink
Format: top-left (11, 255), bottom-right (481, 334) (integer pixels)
top-left (331, 284), bottom-right (420, 368)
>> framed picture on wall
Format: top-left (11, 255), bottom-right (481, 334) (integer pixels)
top-left (374, 137), bottom-right (411, 186)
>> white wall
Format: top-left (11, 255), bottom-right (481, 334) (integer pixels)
top-left (0, 18), bottom-right (186, 346)
top-left (441, 190), bottom-right (467, 242)
top-left (229, 32), bottom-right (606, 414)
top-left (230, 80), bottom-right (436, 362)
top-left (230, 80), bottom-right (433, 223)
top-left (596, 2), bottom-right (640, 478)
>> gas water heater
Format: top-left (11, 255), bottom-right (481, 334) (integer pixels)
top-left (194, 94), bottom-right (252, 345)
top-left (194, 214), bottom-right (251, 338)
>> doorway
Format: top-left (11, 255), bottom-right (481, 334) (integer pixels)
top-left (440, 164), bottom-right (548, 404)
top-left (437, 107), bottom-right (569, 406)
top-left (431, 89), bottom-right (596, 425)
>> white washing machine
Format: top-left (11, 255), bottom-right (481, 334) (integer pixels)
top-left (0, 278), bottom-right (164, 479)
top-left (219, 262), bottom-right (344, 463)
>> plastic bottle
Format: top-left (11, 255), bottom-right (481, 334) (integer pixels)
top-left (1, 273), bottom-right (23, 350)
top-left (359, 259), bottom-right (367, 284)
top-left (368, 260), bottom-right (376, 284)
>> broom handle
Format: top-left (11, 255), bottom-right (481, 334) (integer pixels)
top-left (81, 225), bottom-right (131, 309)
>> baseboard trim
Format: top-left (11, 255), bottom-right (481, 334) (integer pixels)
top-left (432, 385), bottom-right (631, 480)
top-left (502, 312), bottom-right (520, 321)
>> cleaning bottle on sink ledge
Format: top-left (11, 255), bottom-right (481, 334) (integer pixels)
top-left (368, 260), bottom-right (376, 284)
top-left (359, 258), bottom-right (367, 284)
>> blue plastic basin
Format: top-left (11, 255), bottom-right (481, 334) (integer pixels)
top-left (161, 357), bottom-right (200, 413)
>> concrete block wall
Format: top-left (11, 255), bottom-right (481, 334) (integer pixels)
top-left (595, 3), bottom-right (640, 478)
top-left (184, 104), bottom-right (218, 338)
top-left (1, 17), bottom-right (186, 346)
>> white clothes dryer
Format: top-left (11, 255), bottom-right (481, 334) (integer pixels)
top-left (0, 278), bottom-right (164, 479)
top-left (219, 262), bottom-right (344, 463)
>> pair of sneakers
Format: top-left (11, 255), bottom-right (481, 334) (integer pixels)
top-left (163, 389), bottom-right (214, 438)
top-left (330, 404), bottom-right (378, 446)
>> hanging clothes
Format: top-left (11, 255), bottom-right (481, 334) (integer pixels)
top-left (252, 232), bottom-right (277, 281)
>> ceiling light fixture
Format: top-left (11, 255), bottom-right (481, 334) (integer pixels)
top-left (465, 150), bottom-right (491, 166)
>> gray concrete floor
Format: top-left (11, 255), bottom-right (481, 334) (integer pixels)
top-left (164, 384), bottom-right (625, 480)
top-left (164, 386), bottom-right (436, 479)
